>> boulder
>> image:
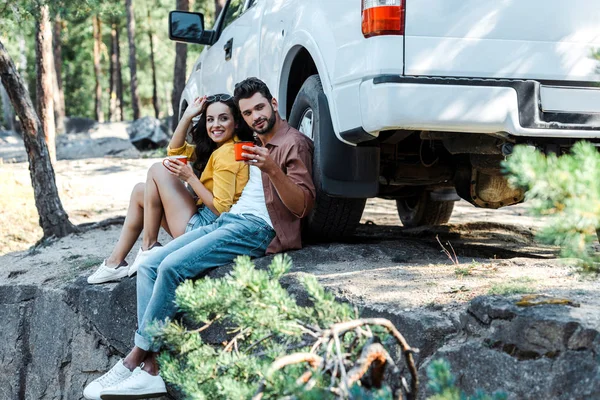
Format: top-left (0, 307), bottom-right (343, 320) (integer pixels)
top-left (1, 246), bottom-right (598, 399)
top-left (0, 129), bottom-right (26, 163)
top-left (420, 296), bottom-right (600, 399)
top-left (64, 117), bottom-right (99, 134)
top-left (127, 117), bottom-right (170, 150)
top-left (57, 121), bottom-right (140, 160)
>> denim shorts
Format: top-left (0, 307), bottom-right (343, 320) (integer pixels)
top-left (185, 206), bottom-right (218, 233)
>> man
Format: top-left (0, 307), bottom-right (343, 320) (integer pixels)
top-left (83, 77), bottom-right (315, 399)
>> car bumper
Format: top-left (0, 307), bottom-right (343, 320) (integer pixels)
top-left (332, 75), bottom-right (600, 144)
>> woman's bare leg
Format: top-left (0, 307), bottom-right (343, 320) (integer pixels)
top-left (105, 183), bottom-right (145, 267)
top-left (142, 163), bottom-right (197, 250)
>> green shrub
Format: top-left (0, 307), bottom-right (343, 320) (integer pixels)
top-left (152, 255), bottom-right (417, 399)
top-left (503, 141), bottom-right (600, 273)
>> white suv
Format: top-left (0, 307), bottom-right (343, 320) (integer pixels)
top-left (170, 0), bottom-right (600, 240)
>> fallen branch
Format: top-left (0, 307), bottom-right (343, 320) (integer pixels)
top-left (268, 352), bottom-right (324, 374)
top-left (254, 318), bottom-right (418, 400)
top-left (327, 318), bottom-right (419, 398)
top-left (77, 216), bottom-right (125, 231)
top-left (344, 342), bottom-right (389, 389)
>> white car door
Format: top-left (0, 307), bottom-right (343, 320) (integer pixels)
top-left (230, 0), bottom-right (262, 84)
top-left (200, 0), bottom-right (261, 95)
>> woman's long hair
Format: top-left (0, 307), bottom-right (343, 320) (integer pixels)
top-left (190, 94), bottom-right (254, 175)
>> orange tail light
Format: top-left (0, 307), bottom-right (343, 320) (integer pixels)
top-left (362, 0), bottom-right (405, 38)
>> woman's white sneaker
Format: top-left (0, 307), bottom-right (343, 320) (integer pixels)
top-left (127, 243), bottom-right (161, 277)
top-left (100, 367), bottom-right (167, 399)
top-left (87, 261), bottom-right (129, 284)
top-left (83, 360), bottom-right (132, 400)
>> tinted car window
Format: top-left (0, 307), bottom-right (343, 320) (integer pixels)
top-left (222, 0), bottom-right (245, 30)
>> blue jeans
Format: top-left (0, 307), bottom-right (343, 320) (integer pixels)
top-left (185, 205), bottom-right (218, 233)
top-left (134, 212), bottom-right (276, 351)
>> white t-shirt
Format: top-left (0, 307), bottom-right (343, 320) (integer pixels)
top-left (228, 165), bottom-right (274, 228)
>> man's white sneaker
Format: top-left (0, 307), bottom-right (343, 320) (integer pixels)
top-left (127, 244), bottom-right (161, 277)
top-left (100, 367), bottom-right (167, 399)
top-left (83, 360), bottom-right (133, 400)
top-left (87, 261), bottom-right (129, 284)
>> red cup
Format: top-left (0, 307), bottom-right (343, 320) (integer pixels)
top-left (235, 141), bottom-right (255, 161)
top-left (162, 155), bottom-right (188, 168)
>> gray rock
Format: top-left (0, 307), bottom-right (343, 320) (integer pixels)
top-left (422, 296), bottom-right (600, 399)
top-left (0, 279), bottom-right (169, 400)
top-left (56, 132), bottom-right (140, 160)
top-left (0, 129), bottom-right (26, 163)
top-left (64, 117), bottom-right (99, 134)
top-left (1, 268), bottom-right (598, 399)
top-left (127, 117), bottom-right (170, 150)
top-left (0, 129), bottom-right (20, 140)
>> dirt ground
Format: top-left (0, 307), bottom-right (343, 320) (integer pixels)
top-left (0, 131), bottom-right (598, 313)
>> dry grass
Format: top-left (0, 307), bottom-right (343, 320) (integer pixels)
top-left (0, 168), bottom-right (42, 255)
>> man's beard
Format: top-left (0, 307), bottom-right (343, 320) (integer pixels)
top-left (252, 107), bottom-right (277, 135)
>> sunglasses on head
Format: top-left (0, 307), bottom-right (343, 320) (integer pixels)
top-left (206, 94), bottom-right (233, 102)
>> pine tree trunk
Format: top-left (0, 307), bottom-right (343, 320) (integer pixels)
top-left (1, 83), bottom-right (15, 132)
top-left (36, 4), bottom-right (56, 164)
top-left (109, 22), bottom-right (120, 122)
top-left (214, 0), bottom-right (226, 19)
top-left (172, 0), bottom-right (189, 132)
top-left (18, 35), bottom-right (27, 78)
top-left (125, 0), bottom-right (141, 120)
top-left (115, 25), bottom-right (125, 121)
top-left (52, 19), bottom-right (65, 134)
top-left (93, 15), bottom-right (104, 123)
top-left (0, 39), bottom-right (77, 239)
top-left (148, 11), bottom-right (160, 119)
top-left (164, 84), bottom-right (172, 120)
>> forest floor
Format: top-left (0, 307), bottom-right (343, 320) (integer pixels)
top-left (0, 123), bottom-right (598, 312)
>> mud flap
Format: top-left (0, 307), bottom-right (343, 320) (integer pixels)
top-left (317, 91), bottom-right (380, 198)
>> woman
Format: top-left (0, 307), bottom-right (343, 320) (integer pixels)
top-left (87, 94), bottom-right (253, 284)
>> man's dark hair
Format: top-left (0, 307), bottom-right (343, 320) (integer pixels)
top-left (234, 77), bottom-right (273, 106)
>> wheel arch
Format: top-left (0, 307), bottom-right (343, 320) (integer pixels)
top-left (279, 46), bottom-right (319, 120)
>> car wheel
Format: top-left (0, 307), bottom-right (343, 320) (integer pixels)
top-left (396, 192), bottom-right (454, 227)
top-left (289, 75), bottom-right (366, 241)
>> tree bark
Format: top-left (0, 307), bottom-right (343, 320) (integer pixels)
top-left (148, 10), bottom-right (160, 119)
top-left (164, 84), bottom-right (172, 119)
top-left (108, 22), bottom-right (120, 122)
top-left (36, 4), bottom-right (56, 164)
top-left (125, 0), bottom-right (141, 120)
top-left (115, 24), bottom-right (125, 121)
top-left (172, 0), bottom-right (189, 132)
top-left (214, 0), bottom-right (226, 19)
top-left (0, 39), bottom-right (77, 238)
top-left (1, 83), bottom-right (15, 131)
top-left (18, 35), bottom-right (27, 78)
top-left (92, 15), bottom-right (104, 123)
top-left (52, 18), bottom-right (65, 134)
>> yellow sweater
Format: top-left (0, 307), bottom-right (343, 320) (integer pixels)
top-left (167, 138), bottom-right (249, 214)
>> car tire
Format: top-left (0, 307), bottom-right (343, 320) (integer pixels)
top-left (288, 75), bottom-right (366, 241)
top-left (396, 192), bottom-right (454, 227)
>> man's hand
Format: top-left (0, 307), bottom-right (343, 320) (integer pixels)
top-left (243, 144), bottom-right (310, 217)
top-left (242, 145), bottom-right (278, 175)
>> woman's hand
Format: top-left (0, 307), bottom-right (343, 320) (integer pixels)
top-left (182, 96), bottom-right (207, 120)
top-left (164, 159), bottom-right (197, 183)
